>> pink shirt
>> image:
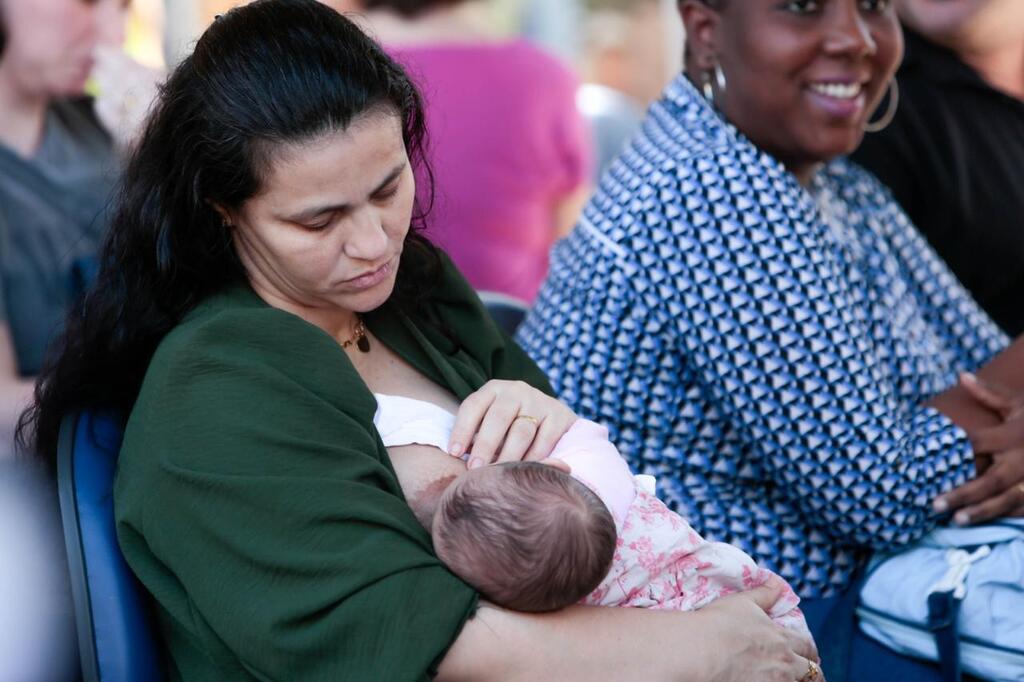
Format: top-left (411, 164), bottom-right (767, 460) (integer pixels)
top-left (389, 41), bottom-right (591, 301)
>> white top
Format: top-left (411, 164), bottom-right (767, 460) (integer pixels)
top-left (373, 393), bottom-right (456, 452)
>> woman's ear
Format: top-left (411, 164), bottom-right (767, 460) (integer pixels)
top-left (207, 201), bottom-right (236, 228)
top-left (679, 0), bottom-right (722, 73)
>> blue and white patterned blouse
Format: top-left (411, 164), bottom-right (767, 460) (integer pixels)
top-left (516, 75), bottom-right (1009, 597)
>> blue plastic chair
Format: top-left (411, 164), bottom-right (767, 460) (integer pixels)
top-left (57, 411), bottom-right (165, 682)
top-left (478, 290), bottom-right (530, 336)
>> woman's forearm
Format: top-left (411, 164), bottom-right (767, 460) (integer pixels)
top-left (928, 335), bottom-right (1024, 433)
top-left (437, 603), bottom-right (711, 682)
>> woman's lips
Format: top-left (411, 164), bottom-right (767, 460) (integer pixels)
top-left (805, 80), bottom-right (868, 120)
top-left (342, 258), bottom-right (394, 290)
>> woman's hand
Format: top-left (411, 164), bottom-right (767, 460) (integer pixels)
top-left (933, 373), bottom-right (1024, 525)
top-left (448, 380), bottom-right (576, 469)
top-left (695, 577), bottom-right (822, 682)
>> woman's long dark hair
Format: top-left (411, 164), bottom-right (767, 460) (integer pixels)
top-left (20, 0), bottom-right (441, 463)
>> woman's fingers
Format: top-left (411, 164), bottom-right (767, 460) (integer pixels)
top-left (969, 418), bottom-right (1024, 454)
top-left (935, 464), bottom-right (1006, 514)
top-left (791, 656), bottom-right (825, 682)
top-left (935, 456), bottom-right (1024, 520)
top-left (452, 380), bottom-right (578, 466)
top-left (493, 416), bottom-right (541, 464)
top-left (784, 629), bottom-right (819, 666)
top-left (959, 372), bottom-right (1018, 416)
top-left (449, 387), bottom-right (497, 458)
top-left (467, 398), bottom-right (520, 467)
top-left (735, 580), bottom-right (784, 614)
top-left (952, 470), bottom-right (1024, 526)
top-left (523, 412), bottom-right (573, 461)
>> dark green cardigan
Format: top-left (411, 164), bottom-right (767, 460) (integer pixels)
top-left (114, 256), bottom-right (552, 681)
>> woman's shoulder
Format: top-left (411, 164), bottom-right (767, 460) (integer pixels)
top-left (123, 284), bottom-right (380, 475)
top-left (130, 284), bottom-right (376, 462)
top-left (152, 284), bottom-right (337, 373)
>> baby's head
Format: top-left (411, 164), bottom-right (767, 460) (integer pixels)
top-left (432, 460), bottom-right (616, 612)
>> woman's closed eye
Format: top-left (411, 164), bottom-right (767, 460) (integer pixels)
top-left (303, 214), bottom-right (336, 232)
top-left (371, 180), bottom-right (401, 204)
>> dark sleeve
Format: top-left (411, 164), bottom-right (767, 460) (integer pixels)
top-left (117, 308), bottom-right (478, 681)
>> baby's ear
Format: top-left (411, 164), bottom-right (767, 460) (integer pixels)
top-left (541, 458), bottom-right (572, 475)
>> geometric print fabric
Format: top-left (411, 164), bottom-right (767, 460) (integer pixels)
top-left (517, 75), bottom-right (1009, 598)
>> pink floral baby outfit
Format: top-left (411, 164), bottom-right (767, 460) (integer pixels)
top-left (551, 420), bottom-right (810, 636)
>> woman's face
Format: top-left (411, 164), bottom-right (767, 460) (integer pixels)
top-left (899, 0), bottom-right (1024, 52)
top-left (1, 0), bottom-right (126, 97)
top-left (684, 0), bottom-right (902, 179)
top-left (226, 110), bottom-right (415, 329)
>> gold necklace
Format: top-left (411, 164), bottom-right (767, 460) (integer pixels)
top-left (340, 316), bottom-right (371, 353)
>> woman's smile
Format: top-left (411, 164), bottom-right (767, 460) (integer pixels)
top-left (805, 78), bottom-right (869, 120)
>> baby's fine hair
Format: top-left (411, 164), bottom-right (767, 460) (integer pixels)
top-left (432, 461), bottom-right (617, 612)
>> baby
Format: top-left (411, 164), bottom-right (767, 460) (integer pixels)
top-left (375, 394), bottom-right (810, 639)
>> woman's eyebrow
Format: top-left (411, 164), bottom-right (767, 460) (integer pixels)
top-left (285, 162), bottom-right (407, 222)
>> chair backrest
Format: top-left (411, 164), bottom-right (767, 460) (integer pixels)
top-left (477, 290), bottom-right (530, 336)
top-left (57, 411), bottom-right (165, 682)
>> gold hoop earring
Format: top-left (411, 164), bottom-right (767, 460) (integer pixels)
top-left (865, 79), bottom-right (899, 133)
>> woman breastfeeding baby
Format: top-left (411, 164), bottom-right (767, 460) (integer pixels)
top-left (24, 2), bottom-right (819, 679)
top-left (376, 392), bottom-right (811, 636)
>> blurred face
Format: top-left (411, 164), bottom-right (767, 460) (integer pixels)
top-left (899, 0), bottom-right (1024, 52)
top-left (683, 0), bottom-right (903, 181)
top-left (1, 0), bottom-right (127, 97)
top-left (225, 110), bottom-right (415, 332)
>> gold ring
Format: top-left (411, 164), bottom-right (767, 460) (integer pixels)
top-left (514, 414), bottom-right (540, 426)
top-left (799, 660), bottom-right (821, 682)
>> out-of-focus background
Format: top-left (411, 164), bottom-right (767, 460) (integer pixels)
top-left (131, 0), bottom-right (683, 168)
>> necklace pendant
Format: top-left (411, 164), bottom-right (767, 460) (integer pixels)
top-left (356, 335), bottom-right (371, 353)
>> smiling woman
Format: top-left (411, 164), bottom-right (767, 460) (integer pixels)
top-left (517, 0), bottom-right (1022, 679)
top-left (685, 0), bottom-right (903, 183)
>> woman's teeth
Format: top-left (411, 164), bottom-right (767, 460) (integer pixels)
top-left (809, 82), bottom-right (863, 99)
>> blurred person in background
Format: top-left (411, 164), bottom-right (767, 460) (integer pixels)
top-left (0, 1), bottom-right (136, 679)
top-left (0, 0), bottom-right (132, 449)
top-left (852, 0), bottom-right (1024, 337)
top-left (578, 0), bottom-right (679, 178)
top-left (360, 0), bottom-right (593, 302)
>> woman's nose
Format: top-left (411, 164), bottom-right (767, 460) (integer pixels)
top-left (343, 207), bottom-right (390, 261)
top-left (824, 4), bottom-right (877, 58)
